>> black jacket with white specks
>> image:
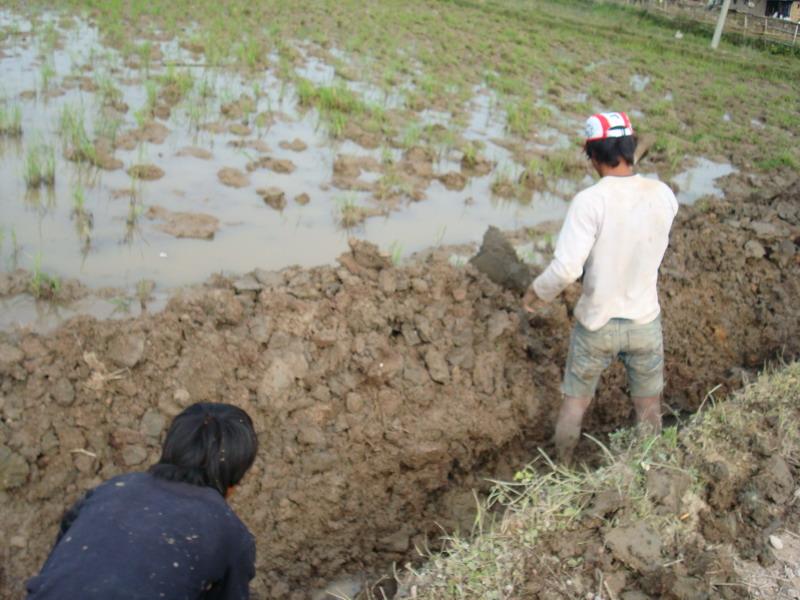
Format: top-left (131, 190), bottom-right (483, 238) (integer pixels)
top-left (26, 472), bottom-right (255, 600)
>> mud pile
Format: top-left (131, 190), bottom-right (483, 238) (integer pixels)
top-left (0, 176), bottom-right (798, 598)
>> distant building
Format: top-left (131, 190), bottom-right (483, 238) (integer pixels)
top-left (730, 0), bottom-right (800, 20)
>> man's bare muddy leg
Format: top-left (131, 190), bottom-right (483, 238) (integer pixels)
top-left (633, 395), bottom-right (661, 435)
top-left (554, 395), bottom-right (592, 465)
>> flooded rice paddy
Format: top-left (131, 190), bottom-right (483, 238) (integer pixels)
top-left (0, 9), bottom-right (735, 331)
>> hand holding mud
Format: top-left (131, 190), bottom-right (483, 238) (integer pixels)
top-left (521, 287), bottom-right (546, 314)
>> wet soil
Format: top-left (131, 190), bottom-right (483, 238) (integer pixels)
top-left (0, 174), bottom-right (798, 598)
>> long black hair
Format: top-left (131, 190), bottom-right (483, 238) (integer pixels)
top-left (150, 403), bottom-right (258, 497)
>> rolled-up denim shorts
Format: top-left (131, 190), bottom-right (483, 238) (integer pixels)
top-left (563, 315), bottom-right (664, 398)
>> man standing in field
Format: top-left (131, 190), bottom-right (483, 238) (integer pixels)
top-left (522, 112), bottom-right (678, 464)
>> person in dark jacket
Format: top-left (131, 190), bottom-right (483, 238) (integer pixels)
top-left (26, 403), bottom-right (259, 600)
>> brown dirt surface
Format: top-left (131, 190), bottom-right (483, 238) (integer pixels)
top-left (218, 167), bottom-right (250, 189)
top-left (0, 177), bottom-right (798, 599)
top-left (145, 206), bottom-right (219, 240)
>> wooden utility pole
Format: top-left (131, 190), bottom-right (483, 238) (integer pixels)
top-left (711, 0), bottom-right (732, 49)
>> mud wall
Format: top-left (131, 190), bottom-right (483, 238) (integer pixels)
top-left (0, 177), bottom-right (798, 599)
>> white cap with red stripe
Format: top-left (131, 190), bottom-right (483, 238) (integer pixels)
top-left (584, 112), bottom-right (634, 143)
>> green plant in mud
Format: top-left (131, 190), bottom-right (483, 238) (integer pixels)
top-left (40, 60), bottom-right (57, 93)
top-left (522, 148), bottom-right (585, 189)
top-left (400, 122), bottom-right (422, 149)
top-left (388, 240), bottom-right (403, 266)
top-left (95, 73), bottom-right (124, 108)
top-left (0, 104), bottom-right (23, 137)
top-left (109, 296), bottom-right (133, 315)
top-left (159, 66), bottom-right (194, 105)
top-left (296, 78), bottom-right (374, 138)
top-left (490, 165), bottom-right (522, 200)
top-left (38, 21), bottom-right (59, 56)
top-left (124, 194), bottom-right (144, 245)
top-left (24, 142), bottom-right (56, 189)
top-left (28, 251), bottom-right (61, 299)
top-left (94, 108), bottom-right (123, 146)
top-left (71, 185), bottom-right (93, 254)
top-left (59, 104), bottom-right (96, 164)
top-left (336, 194), bottom-right (368, 229)
top-left (136, 279), bottom-right (155, 311)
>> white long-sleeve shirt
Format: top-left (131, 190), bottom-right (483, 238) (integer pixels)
top-left (532, 174), bottom-right (678, 331)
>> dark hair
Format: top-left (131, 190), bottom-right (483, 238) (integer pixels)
top-left (585, 135), bottom-right (637, 168)
top-left (150, 403), bottom-right (258, 497)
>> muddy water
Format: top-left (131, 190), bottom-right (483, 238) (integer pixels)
top-left (0, 12), bottom-right (568, 290)
top-left (0, 10), bottom-right (735, 336)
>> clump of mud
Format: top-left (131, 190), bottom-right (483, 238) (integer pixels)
top-left (0, 180), bottom-right (798, 598)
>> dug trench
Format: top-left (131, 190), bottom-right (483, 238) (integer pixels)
top-left (0, 173), bottom-right (798, 599)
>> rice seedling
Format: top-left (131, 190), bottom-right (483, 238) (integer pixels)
top-left (24, 142), bottom-right (56, 189)
top-left (94, 109), bottom-right (123, 145)
top-left (0, 104), bottom-right (23, 137)
top-left (388, 240), bottom-right (403, 265)
top-left (95, 73), bottom-right (123, 107)
top-left (38, 21), bottom-right (59, 55)
top-left (124, 196), bottom-right (144, 244)
top-left (336, 194), bottom-right (367, 229)
top-left (160, 66), bottom-right (194, 102)
top-left (28, 251), bottom-right (61, 299)
top-left (136, 279), bottom-right (155, 310)
top-left (71, 185), bottom-right (93, 255)
top-left (401, 123), bottom-right (421, 149)
top-left (40, 61), bottom-right (56, 92)
top-left (59, 104), bottom-right (96, 163)
top-left (136, 41), bottom-right (153, 75)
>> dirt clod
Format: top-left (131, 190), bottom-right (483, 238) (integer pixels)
top-left (218, 167), bottom-right (250, 188)
top-left (107, 332), bottom-right (146, 368)
top-left (280, 138), bottom-right (308, 152)
top-left (146, 206), bottom-right (219, 240)
top-left (246, 156), bottom-right (296, 174)
top-left (0, 446), bottom-right (30, 490)
top-left (469, 226), bottom-right (534, 294)
top-left (127, 164), bottom-right (165, 181)
top-left (176, 146), bottom-right (213, 160)
top-left (257, 187), bottom-right (286, 210)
